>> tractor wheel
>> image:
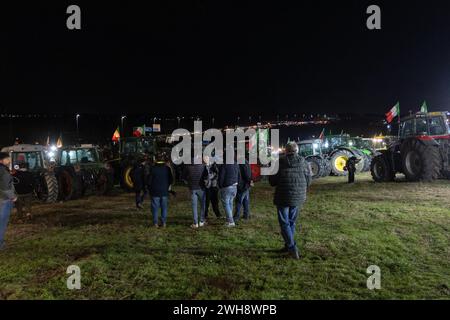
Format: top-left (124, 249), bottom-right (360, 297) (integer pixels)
top-left (306, 157), bottom-right (323, 180)
top-left (37, 172), bottom-right (59, 204)
top-left (363, 154), bottom-right (372, 172)
top-left (352, 150), bottom-right (366, 173)
top-left (58, 170), bottom-right (76, 201)
top-left (330, 150), bottom-right (353, 176)
top-left (121, 165), bottom-right (135, 191)
top-left (401, 139), bottom-right (441, 182)
top-left (371, 154), bottom-right (395, 182)
top-left (96, 169), bottom-right (114, 195)
top-left (322, 159), bottom-right (332, 177)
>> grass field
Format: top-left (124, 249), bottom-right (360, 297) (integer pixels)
top-left (0, 174), bottom-right (449, 300)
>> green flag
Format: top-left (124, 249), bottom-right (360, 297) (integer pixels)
top-left (420, 101), bottom-right (428, 113)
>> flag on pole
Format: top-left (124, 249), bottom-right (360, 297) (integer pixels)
top-left (319, 128), bottom-right (325, 140)
top-left (420, 101), bottom-right (428, 113)
top-left (133, 125), bottom-right (145, 137)
top-left (386, 102), bottom-right (400, 123)
top-left (112, 127), bottom-right (120, 142)
top-left (56, 135), bottom-right (63, 148)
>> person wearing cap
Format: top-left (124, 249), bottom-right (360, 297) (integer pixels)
top-left (269, 142), bottom-right (312, 260)
top-left (0, 152), bottom-right (17, 250)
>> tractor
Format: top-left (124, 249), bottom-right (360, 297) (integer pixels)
top-left (371, 111), bottom-right (450, 182)
top-left (110, 136), bottom-right (156, 191)
top-left (54, 145), bottom-right (114, 200)
top-left (1, 144), bottom-right (59, 203)
top-left (297, 139), bottom-right (331, 179)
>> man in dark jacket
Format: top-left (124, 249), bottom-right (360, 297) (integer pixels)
top-left (0, 152), bottom-right (17, 250)
top-left (202, 156), bottom-right (221, 219)
top-left (344, 156), bottom-right (360, 184)
top-left (148, 153), bottom-right (173, 227)
top-left (218, 159), bottom-right (240, 227)
top-left (182, 158), bottom-right (206, 228)
top-left (234, 160), bottom-right (252, 222)
top-left (269, 142), bottom-right (312, 259)
top-left (13, 163), bottom-right (35, 219)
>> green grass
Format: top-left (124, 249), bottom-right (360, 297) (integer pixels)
top-left (1, 174), bottom-right (449, 299)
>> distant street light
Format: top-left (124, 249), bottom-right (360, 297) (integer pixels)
top-left (121, 116), bottom-right (126, 135)
top-left (76, 114), bottom-right (80, 140)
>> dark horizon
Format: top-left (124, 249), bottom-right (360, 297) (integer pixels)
top-left (3, 1), bottom-right (450, 116)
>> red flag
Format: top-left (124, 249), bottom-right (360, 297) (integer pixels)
top-left (112, 127), bottom-right (120, 142)
top-left (319, 128), bottom-right (325, 140)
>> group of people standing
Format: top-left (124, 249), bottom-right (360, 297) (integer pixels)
top-left (133, 152), bottom-right (252, 229)
top-left (182, 155), bottom-right (252, 228)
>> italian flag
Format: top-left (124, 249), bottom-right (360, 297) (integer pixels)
top-left (112, 127), bottom-right (120, 142)
top-left (133, 125), bottom-right (145, 137)
top-left (386, 102), bottom-right (400, 123)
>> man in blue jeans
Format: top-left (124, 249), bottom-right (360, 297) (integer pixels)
top-left (0, 152), bottom-right (17, 250)
top-left (182, 160), bottom-right (206, 229)
top-left (218, 161), bottom-right (240, 227)
top-left (148, 153), bottom-right (173, 228)
top-left (269, 142), bottom-right (311, 259)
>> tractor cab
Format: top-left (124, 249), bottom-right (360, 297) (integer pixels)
top-left (0, 144), bottom-right (59, 203)
top-left (298, 139), bottom-right (324, 158)
top-left (57, 145), bottom-right (102, 167)
top-left (399, 112), bottom-right (450, 138)
top-left (1, 144), bottom-right (48, 172)
top-left (120, 137), bottom-right (155, 156)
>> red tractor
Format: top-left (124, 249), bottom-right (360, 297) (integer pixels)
top-left (371, 111), bottom-right (450, 182)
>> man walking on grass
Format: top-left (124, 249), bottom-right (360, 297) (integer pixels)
top-left (0, 152), bottom-right (17, 250)
top-left (269, 142), bottom-right (312, 259)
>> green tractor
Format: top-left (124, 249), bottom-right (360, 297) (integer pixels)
top-left (297, 139), bottom-right (332, 179)
top-left (1, 144), bottom-right (59, 203)
top-left (321, 135), bottom-right (367, 176)
top-left (110, 136), bottom-right (156, 191)
top-left (371, 111), bottom-right (450, 182)
top-left (54, 145), bottom-right (114, 200)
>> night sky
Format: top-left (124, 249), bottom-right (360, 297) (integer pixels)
top-left (3, 1), bottom-right (450, 116)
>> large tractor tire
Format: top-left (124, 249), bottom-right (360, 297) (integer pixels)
top-left (37, 172), bottom-right (59, 204)
top-left (400, 139), bottom-right (441, 182)
top-left (306, 157), bottom-right (323, 180)
top-left (121, 165), bottom-right (135, 191)
top-left (96, 169), bottom-right (114, 195)
top-left (371, 154), bottom-right (395, 182)
top-left (58, 170), bottom-right (81, 201)
top-left (352, 149), bottom-right (366, 173)
top-left (330, 150), bottom-right (353, 176)
top-left (363, 153), bottom-right (372, 172)
top-left (322, 159), bottom-right (332, 177)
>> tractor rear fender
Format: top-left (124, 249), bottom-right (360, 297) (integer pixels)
top-left (329, 147), bottom-right (356, 158)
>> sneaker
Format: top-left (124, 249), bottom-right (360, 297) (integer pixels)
top-left (161, 223), bottom-right (167, 228)
top-left (153, 224), bottom-right (159, 228)
top-left (225, 222), bottom-right (236, 227)
top-left (191, 223), bottom-right (199, 229)
top-left (199, 221), bottom-right (206, 227)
